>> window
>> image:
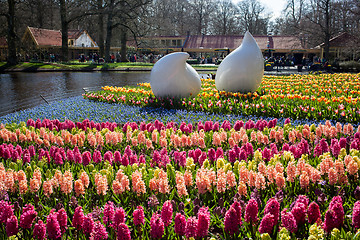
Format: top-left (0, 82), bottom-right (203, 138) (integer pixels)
top-left (68, 40), bottom-right (74, 46)
top-left (172, 40), bottom-right (176, 46)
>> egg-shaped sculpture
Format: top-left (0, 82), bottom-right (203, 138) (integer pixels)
top-left (150, 52), bottom-right (201, 98)
top-left (215, 31), bottom-right (264, 93)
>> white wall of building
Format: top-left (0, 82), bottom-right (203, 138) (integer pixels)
top-left (74, 32), bottom-right (97, 47)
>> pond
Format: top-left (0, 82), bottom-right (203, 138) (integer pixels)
top-left (0, 72), bottom-right (152, 116)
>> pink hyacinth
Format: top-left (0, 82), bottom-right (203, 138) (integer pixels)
top-left (161, 200), bottom-right (173, 227)
top-left (117, 223), bottom-right (131, 240)
top-left (185, 216), bottom-right (198, 239)
top-left (174, 213), bottom-right (186, 236)
top-left (0, 200), bottom-right (14, 223)
top-left (113, 207), bottom-right (126, 228)
top-left (296, 195), bottom-right (309, 209)
top-left (258, 213), bottom-right (275, 234)
top-left (264, 198), bottom-right (280, 222)
top-left (323, 209), bottom-right (337, 233)
top-left (231, 201), bottom-right (242, 226)
top-left (104, 151), bottom-right (114, 165)
top-left (133, 206), bottom-right (145, 226)
top-left (281, 209), bottom-right (297, 233)
top-left (93, 150), bottom-right (102, 163)
top-left (20, 208), bottom-right (37, 229)
top-left (82, 151), bottom-right (91, 165)
top-left (72, 206), bottom-right (85, 230)
top-left (83, 214), bottom-right (95, 236)
top-left (54, 152), bottom-right (63, 165)
top-left (308, 202), bottom-right (321, 224)
top-left (90, 221), bottom-right (108, 240)
top-left (330, 202), bottom-right (344, 229)
top-left (352, 201), bottom-right (360, 229)
top-left (57, 208), bottom-right (68, 234)
top-left (33, 220), bottom-right (46, 240)
top-left (197, 207), bottom-right (210, 238)
top-left (291, 202), bottom-right (307, 226)
top-left (245, 198), bottom-right (259, 224)
top-left (150, 213), bottom-right (164, 239)
top-left (103, 202), bottom-right (115, 226)
top-left (46, 210), bottom-right (61, 240)
top-left (6, 215), bottom-right (18, 237)
top-left (224, 207), bottom-right (239, 235)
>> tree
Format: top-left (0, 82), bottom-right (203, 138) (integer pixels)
top-left (103, 0), bottom-right (151, 62)
top-left (59, 0), bottom-right (92, 62)
top-left (237, 0), bottom-right (270, 35)
top-left (147, 0), bottom-right (192, 36)
top-left (3, 0), bottom-right (17, 65)
top-left (210, 0), bottom-right (239, 35)
top-left (189, 0), bottom-right (215, 35)
top-left (97, 0), bottom-right (105, 58)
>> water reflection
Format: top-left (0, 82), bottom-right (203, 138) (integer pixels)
top-left (0, 72), bottom-right (151, 116)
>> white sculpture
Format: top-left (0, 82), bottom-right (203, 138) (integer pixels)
top-left (215, 31), bottom-right (264, 93)
top-left (150, 52), bottom-right (201, 98)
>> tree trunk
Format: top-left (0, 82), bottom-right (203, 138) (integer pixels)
top-left (36, 0), bottom-right (44, 28)
top-left (323, 0), bottom-right (330, 61)
top-left (97, 0), bottom-right (105, 58)
top-left (120, 26), bottom-right (129, 62)
top-left (7, 0), bottom-right (17, 65)
top-left (104, 0), bottom-right (114, 63)
top-left (60, 0), bottom-right (69, 62)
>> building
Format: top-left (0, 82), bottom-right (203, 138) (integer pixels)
top-left (317, 32), bottom-right (360, 60)
top-left (132, 34), bottom-right (320, 61)
top-left (21, 26), bottom-right (98, 60)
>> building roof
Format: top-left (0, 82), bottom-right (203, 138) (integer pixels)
top-left (25, 27), bottom-right (94, 47)
top-left (27, 27), bottom-right (62, 47)
top-left (183, 35), bottom-right (304, 50)
top-left (0, 37), bottom-right (7, 47)
top-left (318, 32), bottom-right (360, 48)
top-left (68, 29), bottom-right (83, 40)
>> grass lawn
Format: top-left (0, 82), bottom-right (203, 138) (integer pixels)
top-left (0, 61), bottom-right (218, 71)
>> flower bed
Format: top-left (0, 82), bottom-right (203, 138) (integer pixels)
top-left (83, 73), bottom-right (360, 124)
top-left (1, 117), bottom-right (360, 239)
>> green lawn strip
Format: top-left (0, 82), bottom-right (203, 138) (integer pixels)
top-left (0, 61), bottom-right (218, 71)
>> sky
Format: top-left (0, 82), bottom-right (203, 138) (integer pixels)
top-left (233, 0), bottom-right (287, 21)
